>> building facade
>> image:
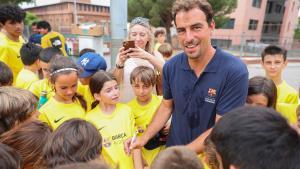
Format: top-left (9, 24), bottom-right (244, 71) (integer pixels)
top-left (25, 0), bottom-right (110, 34)
top-left (212, 0), bottom-right (299, 49)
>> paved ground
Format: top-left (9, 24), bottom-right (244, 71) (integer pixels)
top-left (247, 62), bottom-right (300, 90)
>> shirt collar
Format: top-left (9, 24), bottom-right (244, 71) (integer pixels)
top-left (180, 46), bottom-right (221, 73)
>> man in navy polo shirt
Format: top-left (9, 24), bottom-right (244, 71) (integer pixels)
top-left (127, 0), bottom-right (248, 154)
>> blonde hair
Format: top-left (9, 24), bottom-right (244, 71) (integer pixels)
top-left (129, 17), bottom-right (154, 53)
top-left (158, 43), bottom-right (173, 59)
top-left (0, 87), bottom-right (38, 134)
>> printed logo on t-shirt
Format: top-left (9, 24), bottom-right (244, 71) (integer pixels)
top-left (205, 88), bottom-right (217, 104)
top-left (54, 117), bottom-right (64, 123)
top-left (50, 36), bottom-right (62, 48)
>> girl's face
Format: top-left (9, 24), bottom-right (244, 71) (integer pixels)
top-left (53, 72), bottom-right (78, 102)
top-left (94, 80), bottom-right (120, 105)
top-left (129, 24), bottom-right (150, 50)
top-left (246, 93), bottom-right (269, 107)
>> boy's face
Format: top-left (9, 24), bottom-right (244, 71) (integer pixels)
top-left (261, 54), bottom-right (287, 79)
top-left (39, 61), bottom-right (50, 79)
top-left (38, 27), bottom-right (48, 35)
top-left (131, 80), bottom-right (153, 103)
top-left (1, 20), bottom-right (23, 38)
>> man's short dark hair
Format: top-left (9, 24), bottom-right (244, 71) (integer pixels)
top-left (0, 143), bottom-right (22, 169)
top-left (172, 0), bottom-right (214, 25)
top-left (211, 106), bottom-right (300, 169)
top-left (261, 45), bottom-right (287, 61)
top-left (39, 47), bottom-right (63, 63)
top-left (20, 43), bottom-right (42, 66)
top-left (0, 4), bottom-right (25, 25)
top-left (37, 20), bottom-right (51, 32)
top-left (0, 61), bottom-right (13, 86)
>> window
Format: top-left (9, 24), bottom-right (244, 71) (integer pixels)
top-left (263, 21), bottom-right (269, 33)
top-left (267, 1), bottom-right (273, 13)
top-left (275, 4), bottom-right (281, 13)
top-left (222, 19), bottom-right (235, 29)
top-left (248, 19), bottom-right (258, 30)
top-left (252, 0), bottom-right (261, 8)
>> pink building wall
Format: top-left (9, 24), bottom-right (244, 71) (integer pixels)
top-left (212, 0), bottom-right (299, 48)
top-left (280, 0), bottom-right (299, 48)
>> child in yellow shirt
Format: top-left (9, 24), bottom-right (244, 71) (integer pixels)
top-left (38, 57), bottom-right (87, 130)
top-left (16, 43), bottom-right (41, 89)
top-left (0, 5), bottom-right (26, 84)
top-left (86, 70), bottom-right (142, 169)
top-left (261, 45), bottom-right (299, 123)
top-left (127, 66), bottom-right (167, 166)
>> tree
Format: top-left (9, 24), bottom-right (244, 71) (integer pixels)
top-left (24, 11), bottom-right (39, 26)
top-left (0, 0), bottom-right (33, 4)
top-left (128, 0), bottom-right (237, 40)
top-left (294, 18), bottom-right (300, 40)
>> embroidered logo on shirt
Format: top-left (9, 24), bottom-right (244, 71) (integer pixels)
top-left (205, 88), bottom-right (217, 104)
top-left (208, 88), bottom-right (217, 97)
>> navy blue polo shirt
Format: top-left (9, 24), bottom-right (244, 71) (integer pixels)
top-left (163, 47), bottom-right (248, 146)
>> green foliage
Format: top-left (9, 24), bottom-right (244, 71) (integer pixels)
top-left (24, 11), bottom-right (39, 26)
top-left (294, 18), bottom-right (300, 39)
top-left (0, 0), bottom-right (33, 4)
top-left (128, 0), bottom-right (238, 36)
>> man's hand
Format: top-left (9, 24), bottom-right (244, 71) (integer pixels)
top-left (124, 136), bottom-right (148, 155)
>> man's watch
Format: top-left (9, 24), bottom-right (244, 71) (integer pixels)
top-left (116, 63), bottom-right (124, 69)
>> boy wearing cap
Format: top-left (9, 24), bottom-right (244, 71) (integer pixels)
top-left (76, 52), bottom-right (107, 110)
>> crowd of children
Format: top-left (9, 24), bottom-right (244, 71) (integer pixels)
top-left (1, 2), bottom-right (300, 169)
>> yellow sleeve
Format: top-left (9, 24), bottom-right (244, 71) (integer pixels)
top-left (41, 36), bottom-right (48, 49)
top-left (276, 103), bottom-right (298, 124)
top-left (0, 46), bottom-right (9, 64)
top-left (38, 112), bottom-right (51, 126)
top-left (29, 81), bottom-right (41, 98)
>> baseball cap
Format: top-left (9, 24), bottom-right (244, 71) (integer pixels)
top-left (76, 52), bottom-right (107, 78)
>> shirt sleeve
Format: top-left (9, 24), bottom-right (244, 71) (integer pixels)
top-left (162, 62), bottom-right (172, 100)
top-left (0, 46), bottom-right (9, 65)
top-left (216, 65), bottom-right (249, 115)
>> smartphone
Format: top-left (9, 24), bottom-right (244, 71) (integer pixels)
top-left (123, 40), bottom-right (135, 51)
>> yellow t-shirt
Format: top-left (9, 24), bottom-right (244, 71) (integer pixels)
top-left (29, 79), bottom-right (54, 99)
top-left (76, 84), bottom-right (94, 111)
top-left (154, 42), bottom-right (162, 52)
top-left (127, 94), bottom-right (164, 165)
top-left (41, 31), bottom-right (67, 56)
top-left (15, 68), bottom-right (39, 90)
top-left (39, 97), bottom-right (86, 130)
top-left (0, 32), bottom-right (24, 84)
top-left (276, 80), bottom-right (299, 124)
top-left (86, 104), bottom-right (135, 169)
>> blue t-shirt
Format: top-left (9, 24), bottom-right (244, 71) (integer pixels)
top-left (163, 47), bottom-right (248, 146)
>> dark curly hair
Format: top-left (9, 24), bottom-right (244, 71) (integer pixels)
top-left (0, 4), bottom-right (25, 25)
